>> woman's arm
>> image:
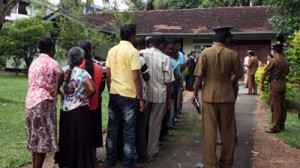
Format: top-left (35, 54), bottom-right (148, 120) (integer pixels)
top-left (83, 78), bottom-right (96, 98)
top-left (51, 66), bottom-right (64, 97)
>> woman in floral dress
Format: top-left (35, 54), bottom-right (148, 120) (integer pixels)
top-left (26, 37), bottom-right (64, 168)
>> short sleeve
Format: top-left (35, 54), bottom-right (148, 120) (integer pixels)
top-left (232, 53), bottom-right (243, 77)
top-left (106, 51), bottom-right (112, 68)
top-left (49, 59), bottom-right (60, 75)
top-left (163, 57), bottom-right (175, 83)
top-left (194, 52), bottom-right (205, 77)
top-left (264, 59), bottom-right (276, 72)
top-left (140, 57), bottom-right (149, 74)
top-left (82, 70), bottom-right (92, 82)
top-left (130, 50), bottom-right (141, 70)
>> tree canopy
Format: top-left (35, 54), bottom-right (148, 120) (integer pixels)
top-left (0, 15), bottom-right (54, 74)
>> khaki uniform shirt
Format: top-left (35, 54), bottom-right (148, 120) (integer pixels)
top-left (194, 43), bottom-right (243, 103)
top-left (248, 56), bottom-right (258, 75)
top-left (265, 56), bottom-right (289, 80)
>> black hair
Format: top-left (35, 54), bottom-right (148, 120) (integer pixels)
top-left (120, 24), bottom-right (137, 41)
top-left (77, 40), bottom-right (94, 79)
top-left (133, 37), bottom-right (146, 50)
top-left (152, 35), bottom-right (167, 48)
top-left (38, 37), bottom-right (55, 53)
top-left (249, 51), bottom-right (255, 56)
top-left (213, 32), bottom-right (232, 43)
top-left (170, 37), bottom-right (181, 45)
top-left (64, 47), bottom-right (84, 93)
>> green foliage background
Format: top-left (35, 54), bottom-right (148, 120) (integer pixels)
top-left (0, 16), bottom-right (54, 73)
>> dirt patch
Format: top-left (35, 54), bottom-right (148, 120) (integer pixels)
top-left (252, 100), bottom-right (300, 167)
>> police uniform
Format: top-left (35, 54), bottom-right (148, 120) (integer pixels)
top-left (247, 55), bottom-right (258, 94)
top-left (263, 44), bottom-right (289, 133)
top-left (194, 27), bottom-right (243, 168)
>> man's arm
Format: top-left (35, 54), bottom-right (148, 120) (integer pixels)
top-left (142, 72), bottom-right (150, 82)
top-left (132, 69), bottom-right (144, 112)
top-left (191, 76), bottom-right (203, 106)
top-left (261, 61), bottom-right (275, 91)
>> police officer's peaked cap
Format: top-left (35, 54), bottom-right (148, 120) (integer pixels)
top-left (271, 44), bottom-right (283, 52)
top-left (213, 26), bottom-right (233, 34)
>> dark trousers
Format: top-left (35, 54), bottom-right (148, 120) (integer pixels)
top-left (105, 94), bottom-right (138, 168)
top-left (135, 104), bottom-right (150, 162)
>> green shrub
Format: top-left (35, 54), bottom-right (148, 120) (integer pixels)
top-left (255, 65), bottom-right (269, 102)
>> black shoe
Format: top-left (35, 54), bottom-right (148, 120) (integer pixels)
top-left (265, 129), bottom-right (280, 134)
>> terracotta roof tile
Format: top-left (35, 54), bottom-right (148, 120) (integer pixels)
top-left (84, 6), bottom-right (275, 35)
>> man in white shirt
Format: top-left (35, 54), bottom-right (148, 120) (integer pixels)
top-left (243, 50), bottom-right (252, 88)
top-left (141, 35), bottom-right (175, 161)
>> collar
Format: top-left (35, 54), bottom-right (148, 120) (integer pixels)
top-left (119, 40), bottom-right (133, 46)
top-left (212, 43), bottom-right (226, 47)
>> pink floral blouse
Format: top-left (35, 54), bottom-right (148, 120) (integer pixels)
top-left (26, 53), bottom-right (60, 109)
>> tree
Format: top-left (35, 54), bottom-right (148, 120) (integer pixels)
top-left (266, 0), bottom-right (300, 36)
top-left (130, 0), bottom-right (200, 10)
top-left (54, 0), bottom-right (116, 59)
top-left (0, 0), bottom-right (19, 31)
top-left (0, 16), bottom-right (54, 75)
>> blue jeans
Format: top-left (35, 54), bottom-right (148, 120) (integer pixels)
top-left (106, 94), bottom-right (137, 168)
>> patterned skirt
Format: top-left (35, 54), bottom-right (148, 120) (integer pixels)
top-left (26, 99), bottom-right (58, 153)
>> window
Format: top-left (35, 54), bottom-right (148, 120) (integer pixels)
top-left (193, 44), bottom-right (212, 58)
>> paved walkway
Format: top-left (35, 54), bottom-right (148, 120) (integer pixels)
top-left (94, 84), bottom-right (258, 168)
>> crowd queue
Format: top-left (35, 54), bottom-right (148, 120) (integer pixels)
top-left (25, 23), bottom-right (289, 168)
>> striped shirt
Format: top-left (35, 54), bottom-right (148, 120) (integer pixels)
top-left (140, 48), bottom-right (175, 103)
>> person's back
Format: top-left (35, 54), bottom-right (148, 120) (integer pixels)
top-left (199, 44), bottom-right (240, 103)
top-left (248, 56), bottom-right (258, 75)
top-left (104, 24), bottom-right (144, 168)
top-left (192, 26), bottom-right (243, 168)
top-left (142, 47), bottom-right (173, 103)
top-left (107, 41), bottom-right (140, 97)
top-left (270, 56), bottom-right (289, 79)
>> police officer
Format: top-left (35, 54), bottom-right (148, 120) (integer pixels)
top-left (247, 51), bottom-right (259, 95)
top-left (192, 26), bottom-right (243, 168)
top-left (261, 44), bottom-right (289, 133)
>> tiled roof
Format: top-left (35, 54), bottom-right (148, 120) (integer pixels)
top-left (84, 6), bottom-right (275, 35)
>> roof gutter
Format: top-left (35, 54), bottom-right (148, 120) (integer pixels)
top-left (137, 32), bottom-right (276, 36)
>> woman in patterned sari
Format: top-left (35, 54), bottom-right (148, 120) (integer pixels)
top-left (26, 37), bottom-right (64, 168)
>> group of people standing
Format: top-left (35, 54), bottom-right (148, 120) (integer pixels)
top-left (25, 24), bottom-right (187, 168)
top-left (104, 24), bottom-right (190, 168)
top-left (26, 38), bottom-right (104, 168)
top-left (25, 23), bottom-right (290, 168)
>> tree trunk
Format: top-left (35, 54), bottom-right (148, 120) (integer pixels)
top-left (0, 0), bottom-right (20, 31)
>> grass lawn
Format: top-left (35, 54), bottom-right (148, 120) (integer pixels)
top-left (0, 73), bottom-right (109, 168)
top-left (276, 111), bottom-right (300, 148)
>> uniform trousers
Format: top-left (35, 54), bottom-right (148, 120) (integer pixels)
top-left (202, 102), bottom-right (236, 168)
top-left (269, 82), bottom-right (287, 131)
top-left (248, 75), bottom-right (257, 94)
top-left (244, 73), bottom-right (248, 87)
top-left (147, 102), bottom-right (166, 157)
